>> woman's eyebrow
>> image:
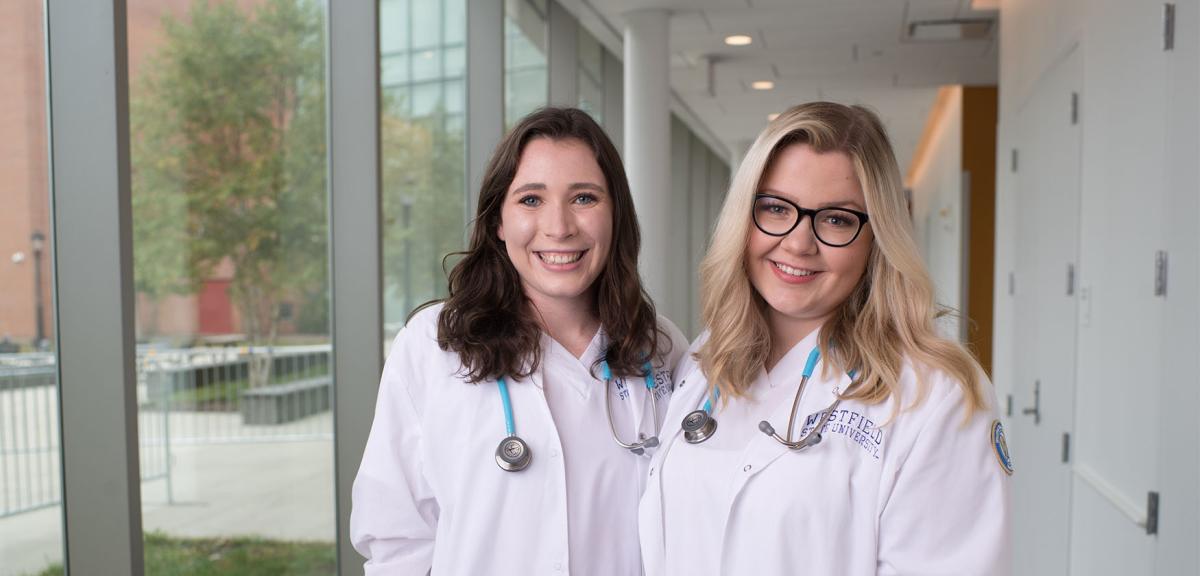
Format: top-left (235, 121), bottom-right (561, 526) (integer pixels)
top-left (510, 182), bottom-right (546, 195)
top-left (569, 182), bottom-right (606, 193)
top-left (758, 188), bottom-right (863, 211)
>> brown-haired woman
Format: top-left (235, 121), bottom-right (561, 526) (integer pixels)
top-left (351, 107), bottom-right (687, 576)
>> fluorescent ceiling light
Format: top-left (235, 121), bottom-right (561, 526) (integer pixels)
top-left (725, 35), bottom-right (753, 46)
top-left (907, 18), bottom-right (993, 41)
top-left (751, 80), bottom-right (775, 91)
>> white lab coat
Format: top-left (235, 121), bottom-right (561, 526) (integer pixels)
top-left (639, 333), bottom-right (1011, 576)
top-left (351, 303), bottom-right (687, 575)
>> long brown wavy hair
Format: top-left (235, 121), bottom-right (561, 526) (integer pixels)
top-left (432, 107), bottom-right (664, 383)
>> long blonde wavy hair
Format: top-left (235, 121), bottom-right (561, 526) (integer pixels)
top-left (698, 102), bottom-right (987, 416)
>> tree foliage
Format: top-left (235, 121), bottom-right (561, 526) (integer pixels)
top-left (132, 0), bottom-right (327, 352)
top-left (132, 0), bottom-right (470, 361)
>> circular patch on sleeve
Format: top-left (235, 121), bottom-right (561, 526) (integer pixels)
top-left (991, 419), bottom-right (1014, 476)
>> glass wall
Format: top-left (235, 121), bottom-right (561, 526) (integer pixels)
top-left (576, 26), bottom-right (603, 123)
top-left (0, 2), bottom-right (63, 574)
top-left (504, 0), bottom-right (548, 128)
top-left (127, 0), bottom-right (335, 572)
top-left (380, 0), bottom-right (467, 340)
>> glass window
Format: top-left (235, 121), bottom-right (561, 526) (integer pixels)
top-left (411, 83), bottom-right (442, 116)
top-left (381, 0), bottom-right (410, 54)
top-left (383, 53), bottom-right (411, 86)
top-left (504, 0), bottom-right (547, 128)
top-left (412, 0), bottom-right (441, 49)
top-left (444, 45), bottom-right (465, 79)
top-left (380, 0), bottom-right (468, 341)
top-left (413, 47), bottom-right (441, 82)
top-left (444, 0), bottom-right (465, 45)
top-left (127, 1), bottom-right (335, 572)
top-left (576, 27), bottom-right (603, 123)
top-left (0, 3), bottom-right (63, 574)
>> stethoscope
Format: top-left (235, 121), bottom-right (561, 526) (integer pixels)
top-left (682, 346), bottom-right (852, 450)
top-left (494, 361), bottom-right (660, 472)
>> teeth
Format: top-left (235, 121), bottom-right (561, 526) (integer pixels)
top-left (539, 252), bottom-right (583, 265)
top-left (774, 262), bottom-right (815, 277)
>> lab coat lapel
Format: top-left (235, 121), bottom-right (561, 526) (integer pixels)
top-left (726, 364), bottom-right (850, 499)
top-left (642, 366), bottom-right (707, 576)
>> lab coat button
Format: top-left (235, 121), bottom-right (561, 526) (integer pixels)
top-left (550, 449), bottom-right (560, 458)
top-left (649, 467), bottom-right (655, 477)
top-left (554, 562), bottom-right (564, 571)
top-left (743, 464), bottom-right (752, 472)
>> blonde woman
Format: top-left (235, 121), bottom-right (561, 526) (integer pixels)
top-left (638, 102), bottom-right (1010, 576)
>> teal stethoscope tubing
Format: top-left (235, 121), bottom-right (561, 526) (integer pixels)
top-left (690, 346), bottom-right (855, 449)
top-left (496, 360), bottom-right (659, 470)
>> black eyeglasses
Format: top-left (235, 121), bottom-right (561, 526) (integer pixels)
top-left (752, 193), bottom-right (870, 247)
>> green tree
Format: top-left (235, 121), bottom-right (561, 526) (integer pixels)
top-left (381, 106), bottom-right (466, 320)
top-left (132, 0), bottom-right (327, 385)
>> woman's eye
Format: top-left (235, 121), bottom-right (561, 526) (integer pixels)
top-left (573, 194), bottom-right (598, 205)
top-left (757, 202), bottom-right (790, 216)
top-left (518, 196), bottom-right (541, 207)
top-left (823, 214), bottom-right (853, 227)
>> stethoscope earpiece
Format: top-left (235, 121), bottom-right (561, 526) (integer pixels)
top-left (495, 435), bottom-right (532, 472)
top-left (757, 346), bottom-right (850, 451)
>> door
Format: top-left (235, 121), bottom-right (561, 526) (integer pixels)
top-left (1010, 46), bottom-right (1082, 576)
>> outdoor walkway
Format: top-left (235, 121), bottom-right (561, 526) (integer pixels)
top-left (1, 412), bottom-right (337, 576)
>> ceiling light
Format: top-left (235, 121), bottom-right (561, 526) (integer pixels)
top-left (768, 113), bottom-right (780, 122)
top-left (907, 18), bottom-right (993, 41)
top-left (724, 35), bottom-right (753, 46)
top-left (751, 80), bottom-right (775, 91)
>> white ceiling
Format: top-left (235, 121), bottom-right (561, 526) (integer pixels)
top-left (573, 0), bottom-right (998, 173)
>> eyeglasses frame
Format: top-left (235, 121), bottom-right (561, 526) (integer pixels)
top-left (751, 193), bottom-right (871, 248)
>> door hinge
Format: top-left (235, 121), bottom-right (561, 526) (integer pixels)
top-left (1061, 432), bottom-right (1071, 463)
top-left (1146, 491), bottom-right (1160, 535)
top-left (1008, 271), bottom-right (1015, 295)
top-left (1006, 394), bottom-right (1013, 417)
top-left (1011, 148), bottom-right (1019, 172)
top-left (1164, 4), bottom-right (1176, 51)
top-left (1070, 92), bottom-right (1079, 124)
top-left (1066, 264), bottom-right (1076, 296)
top-left (1155, 250), bottom-right (1169, 297)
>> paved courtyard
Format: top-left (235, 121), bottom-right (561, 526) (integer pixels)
top-left (1, 406), bottom-right (338, 576)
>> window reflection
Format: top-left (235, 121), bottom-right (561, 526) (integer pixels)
top-left (381, 0), bottom-right (467, 341)
top-left (128, 0), bottom-right (335, 572)
top-left (504, 0), bottom-right (548, 129)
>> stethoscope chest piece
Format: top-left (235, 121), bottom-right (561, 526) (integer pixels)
top-left (495, 435), bottom-right (532, 472)
top-left (681, 409), bottom-right (717, 444)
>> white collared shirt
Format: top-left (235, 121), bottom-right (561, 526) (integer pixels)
top-left (351, 303), bottom-right (687, 576)
top-left (641, 331), bottom-right (1011, 576)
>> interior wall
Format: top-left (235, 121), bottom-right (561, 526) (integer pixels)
top-left (910, 87), bottom-right (964, 339)
top-left (996, 0), bottom-right (1199, 573)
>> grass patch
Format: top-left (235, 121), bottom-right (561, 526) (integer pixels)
top-left (29, 532), bottom-right (335, 576)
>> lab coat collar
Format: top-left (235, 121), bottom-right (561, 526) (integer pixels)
top-left (540, 325), bottom-right (606, 401)
top-left (765, 326), bottom-right (823, 388)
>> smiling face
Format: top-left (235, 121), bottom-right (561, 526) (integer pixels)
top-left (498, 137), bottom-right (613, 314)
top-left (746, 143), bottom-right (874, 341)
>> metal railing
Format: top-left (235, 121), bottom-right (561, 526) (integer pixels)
top-left (0, 344), bottom-right (333, 518)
